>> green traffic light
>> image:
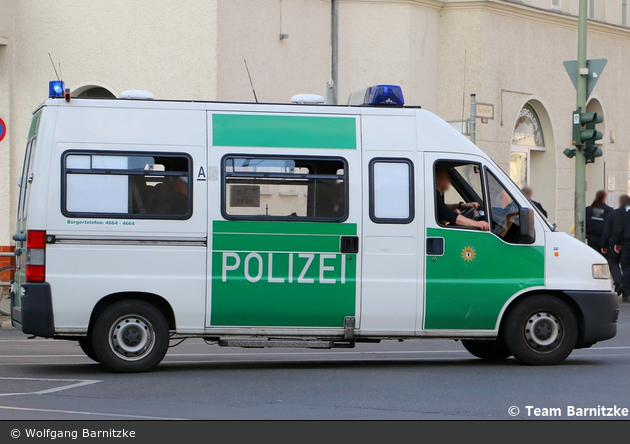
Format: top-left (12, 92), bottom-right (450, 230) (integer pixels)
top-left (573, 111), bottom-right (604, 153)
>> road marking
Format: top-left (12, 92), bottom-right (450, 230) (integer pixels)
top-left (0, 405), bottom-right (186, 420)
top-left (0, 377), bottom-right (102, 397)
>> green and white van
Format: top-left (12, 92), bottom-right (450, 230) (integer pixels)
top-left (10, 84), bottom-right (618, 372)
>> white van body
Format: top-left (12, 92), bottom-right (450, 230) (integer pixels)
top-left (11, 94), bottom-right (618, 372)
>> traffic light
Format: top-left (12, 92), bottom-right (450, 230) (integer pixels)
top-left (571, 110), bottom-right (603, 163)
top-left (584, 113), bottom-right (603, 163)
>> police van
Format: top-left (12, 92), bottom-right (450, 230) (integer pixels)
top-left (10, 82), bottom-right (618, 372)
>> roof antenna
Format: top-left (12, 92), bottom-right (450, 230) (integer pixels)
top-left (244, 59), bottom-right (258, 103)
top-left (58, 63), bottom-right (63, 81)
top-left (48, 53), bottom-right (60, 81)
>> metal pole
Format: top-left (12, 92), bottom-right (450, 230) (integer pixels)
top-left (574, 0), bottom-right (588, 242)
top-left (331, 0), bottom-right (339, 105)
top-left (469, 94), bottom-right (477, 145)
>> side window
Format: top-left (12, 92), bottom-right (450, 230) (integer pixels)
top-left (17, 139), bottom-right (35, 221)
top-left (223, 155), bottom-right (347, 221)
top-left (369, 158), bottom-right (414, 224)
top-left (486, 170), bottom-right (522, 243)
top-left (434, 161), bottom-right (486, 228)
top-left (62, 152), bottom-right (192, 219)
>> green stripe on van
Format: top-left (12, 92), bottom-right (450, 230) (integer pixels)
top-left (210, 220), bottom-right (357, 327)
top-left (212, 114), bottom-right (357, 149)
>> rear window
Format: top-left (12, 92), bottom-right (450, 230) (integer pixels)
top-left (62, 151), bottom-right (192, 219)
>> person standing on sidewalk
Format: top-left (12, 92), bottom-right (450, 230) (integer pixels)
top-left (522, 187), bottom-right (548, 218)
top-left (612, 197), bottom-right (630, 303)
top-left (602, 194), bottom-right (629, 296)
top-left (586, 190), bottom-right (612, 253)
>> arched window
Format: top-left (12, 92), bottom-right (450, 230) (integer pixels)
top-left (74, 86), bottom-right (116, 98)
top-left (510, 104), bottom-right (545, 189)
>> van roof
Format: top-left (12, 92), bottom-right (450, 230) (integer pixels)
top-left (41, 98), bottom-right (490, 158)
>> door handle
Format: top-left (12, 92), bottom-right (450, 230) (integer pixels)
top-left (340, 236), bottom-right (359, 254)
top-left (426, 237), bottom-right (444, 256)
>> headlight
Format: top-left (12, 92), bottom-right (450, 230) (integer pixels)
top-left (592, 264), bottom-right (611, 279)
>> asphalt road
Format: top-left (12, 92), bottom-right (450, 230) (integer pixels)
top-left (0, 304), bottom-right (629, 420)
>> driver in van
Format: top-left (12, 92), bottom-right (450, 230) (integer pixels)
top-left (435, 167), bottom-right (490, 231)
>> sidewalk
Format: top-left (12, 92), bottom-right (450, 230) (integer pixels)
top-left (0, 314), bottom-right (13, 329)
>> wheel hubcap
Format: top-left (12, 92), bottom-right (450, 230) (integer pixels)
top-left (109, 315), bottom-right (155, 361)
top-left (524, 312), bottom-right (561, 350)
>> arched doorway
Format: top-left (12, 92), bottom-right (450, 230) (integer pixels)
top-left (73, 85), bottom-right (116, 98)
top-left (510, 100), bottom-right (557, 220)
top-left (585, 98), bottom-right (606, 204)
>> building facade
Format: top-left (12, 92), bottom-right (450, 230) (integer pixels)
top-left (1, 0), bottom-right (630, 246)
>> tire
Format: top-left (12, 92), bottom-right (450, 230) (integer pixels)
top-left (0, 266), bottom-right (15, 316)
top-left (92, 299), bottom-right (169, 373)
top-left (78, 337), bottom-right (99, 363)
top-left (461, 339), bottom-right (511, 361)
top-left (503, 295), bottom-right (578, 366)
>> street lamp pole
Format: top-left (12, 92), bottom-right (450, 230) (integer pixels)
top-left (574, 0), bottom-right (588, 242)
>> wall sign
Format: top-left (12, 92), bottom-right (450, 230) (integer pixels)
top-left (0, 118), bottom-right (6, 142)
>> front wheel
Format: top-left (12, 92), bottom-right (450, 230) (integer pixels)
top-left (461, 339), bottom-right (511, 361)
top-left (78, 337), bottom-right (99, 362)
top-left (503, 295), bottom-right (577, 365)
top-left (92, 299), bottom-right (169, 373)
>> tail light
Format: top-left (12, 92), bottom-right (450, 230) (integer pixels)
top-left (26, 230), bottom-right (46, 282)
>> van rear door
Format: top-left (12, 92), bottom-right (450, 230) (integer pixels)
top-left (12, 108), bottom-right (44, 315)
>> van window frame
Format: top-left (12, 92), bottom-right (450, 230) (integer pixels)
top-left (17, 138), bottom-right (37, 221)
top-left (221, 153), bottom-right (349, 223)
top-left (368, 157), bottom-right (414, 224)
top-left (61, 150), bottom-right (193, 220)
top-left (484, 166), bottom-right (534, 244)
top-left (433, 159), bottom-right (487, 231)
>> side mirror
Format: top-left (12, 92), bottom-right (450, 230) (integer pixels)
top-left (520, 207), bottom-right (535, 244)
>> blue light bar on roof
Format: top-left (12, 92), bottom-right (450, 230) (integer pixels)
top-left (49, 80), bottom-right (65, 99)
top-left (347, 84), bottom-right (405, 107)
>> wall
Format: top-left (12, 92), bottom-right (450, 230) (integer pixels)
top-left (0, 0), bottom-right (13, 246)
top-left (217, 0), bottom-right (440, 110)
top-left (470, 3), bottom-right (630, 232)
top-left (217, 0), bottom-right (330, 103)
top-left (7, 0), bottom-right (219, 241)
top-left (339, 0), bottom-right (440, 110)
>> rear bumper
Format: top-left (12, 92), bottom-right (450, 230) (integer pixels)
top-left (564, 290), bottom-right (619, 346)
top-left (11, 282), bottom-right (55, 338)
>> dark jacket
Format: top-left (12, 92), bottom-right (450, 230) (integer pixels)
top-left (586, 204), bottom-right (612, 239)
top-left (436, 190), bottom-right (458, 225)
top-left (532, 200), bottom-right (547, 218)
top-left (601, 207), bottom-right (620, 249)
top-left (612, 203), bottom-right (630, 245)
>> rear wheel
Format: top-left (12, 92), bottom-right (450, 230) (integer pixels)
top-left (461, 339), bottom-right (511, 361)
top-left (503, 295), bottom-right (577, 365)
top-left (78, 337), bottom-right (99, 362)
top-left (92, 299), bottom-right (169, 373)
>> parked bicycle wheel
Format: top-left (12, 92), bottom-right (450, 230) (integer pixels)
top-left (0, 265), bottom-right (15, 316)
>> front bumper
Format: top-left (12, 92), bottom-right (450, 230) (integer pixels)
top-left (11, 282), bottom-right (55, 338)
top-left (564, 290), bottom-right (618, 346)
